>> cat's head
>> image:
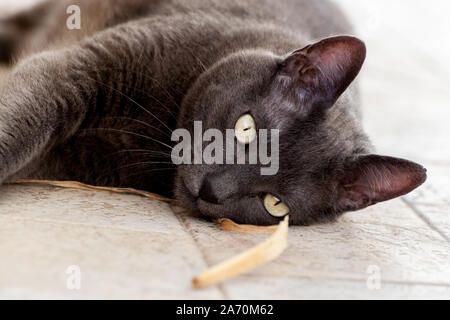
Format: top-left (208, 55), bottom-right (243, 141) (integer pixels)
top-left (174, 36), bottom-right (426, 225)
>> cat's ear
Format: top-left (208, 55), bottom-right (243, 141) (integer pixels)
top-left (277, 36), bottom-right (366, 116)
top-left (337, 155), bottom-right (427, 212)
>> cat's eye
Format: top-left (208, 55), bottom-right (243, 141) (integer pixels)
top-left (234, 114), bottom-right (256, 144)
top-left (263, 193), bottom-right (290, 217)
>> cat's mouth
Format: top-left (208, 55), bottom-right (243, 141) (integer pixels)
top-left (176, 174), bottom-right (224, 217)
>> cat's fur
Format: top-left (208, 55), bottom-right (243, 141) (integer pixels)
top-left (0, 0), bottom-right (426, 225)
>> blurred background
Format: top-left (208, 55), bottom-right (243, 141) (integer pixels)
top-left (0, 0), bottom-right (37, 14)
top-left (338, 0), bottom-right (450, 164)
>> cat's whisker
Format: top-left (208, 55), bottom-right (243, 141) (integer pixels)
top-left (104, 152), bottom-right (172, 163)
top-left (185, 47), bottom-right (208, 72)
top-left (97, 164), bottom-right (177, 182)
top-left (114, 161), bottom-right (176, 171)
top-left (94, 67), bottom-right (183, 110)
top-left (103, 116), bottom-right (172, 138)
top-left (108, 149), bottom-right (173, 158)
top-left (87, 77), bottom-right (174, 135)
top-left (133, 71), bottom-right (183, 109)
top-left (81, 128), bottom-right (174, 151)
top-left (104, 81), bottom-right (178, 120)
top-left (121, 167), bottom-right (177, 180)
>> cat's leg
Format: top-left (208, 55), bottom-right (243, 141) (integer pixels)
top-left (0, 21), bottom-right (162, 184)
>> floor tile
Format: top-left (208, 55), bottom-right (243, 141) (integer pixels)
top-left (0, 185), bottom-right (223, 299)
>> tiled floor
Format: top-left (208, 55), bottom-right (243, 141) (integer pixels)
top-left (0, 1), bottom-right (449, 299)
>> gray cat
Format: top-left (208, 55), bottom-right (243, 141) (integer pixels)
top-left (0, 0), bottom-right (426, 225)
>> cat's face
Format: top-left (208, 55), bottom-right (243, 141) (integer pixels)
top-left (174, 36), bottom-right (426, 225)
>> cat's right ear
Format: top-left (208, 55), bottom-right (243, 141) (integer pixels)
top-left (275, 36), bottom-right (366, 117)
top-left (336, 155), bottom-right (427, 212)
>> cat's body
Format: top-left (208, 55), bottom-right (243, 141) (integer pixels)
top-left (0, 0), bottom-right (426, 225)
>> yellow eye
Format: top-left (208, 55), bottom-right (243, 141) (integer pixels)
top-left (234, 114), bottom-right (256, 144)
top-left (263, 194), bottom-right (290, 217)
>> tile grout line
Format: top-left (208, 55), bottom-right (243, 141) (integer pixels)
top-left (172, 210), bottom-right (230, 299)
top-left (241, 273), bottom-right (450, 288)
top-left (401, 197), bottom-right (449, 242)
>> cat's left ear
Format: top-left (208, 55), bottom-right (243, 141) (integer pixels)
top-left (336, 155), bottom-right (427, 212)
top-left (276, 36), bottom-right (366, 116)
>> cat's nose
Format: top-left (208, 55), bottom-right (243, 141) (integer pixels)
top-left (198, 172), bottom-right (238, 204)
top-left (198, 176), bottom-right (220, 204)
